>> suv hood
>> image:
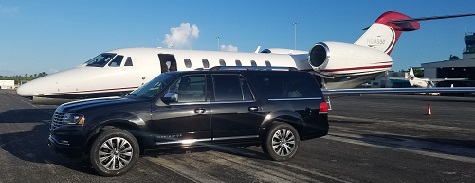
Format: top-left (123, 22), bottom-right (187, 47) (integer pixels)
top-left (56, 96), bottom-right (148, 113)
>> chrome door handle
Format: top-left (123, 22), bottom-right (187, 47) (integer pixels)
top-left (248, 106), bottom-right (259, 112)
top-left (194, 108), bottom-right (206, 114)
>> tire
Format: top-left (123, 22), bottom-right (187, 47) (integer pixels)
top-left (262, 122), bottom-right (300, 161)
top-left (89, 129), bottom-right (139, 176)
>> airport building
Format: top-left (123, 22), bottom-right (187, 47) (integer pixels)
top-left (0, 80), bottom-right (15, 89)
top-left (421, 32), bottom-right (475, 86)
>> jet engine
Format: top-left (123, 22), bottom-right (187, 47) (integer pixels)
top-left (308, 42), bottom-right (393, 77)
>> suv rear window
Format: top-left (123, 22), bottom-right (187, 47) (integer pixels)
top-left (258, 73), bottom-right (320, 99)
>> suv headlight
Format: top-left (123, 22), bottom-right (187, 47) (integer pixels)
top-left (63, 113), bottom-right (85, 125)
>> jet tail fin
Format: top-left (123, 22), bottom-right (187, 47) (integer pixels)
top-left (354, 11), bottom-right (420, 55)
top-left (355, 11), bottom-right (475, 55)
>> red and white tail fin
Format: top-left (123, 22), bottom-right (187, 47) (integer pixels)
top-left (409, 68), bottom-right (415, 78)
top-left (354, 11), bottom-right (475, 55)
top-left (354, 11), bottom-right (420, 55)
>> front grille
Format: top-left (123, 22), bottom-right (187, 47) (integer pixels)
top-left (51, 112), bottom-right (65, 130)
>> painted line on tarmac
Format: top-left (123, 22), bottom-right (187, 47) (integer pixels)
top-left (323, 132), bottom-right (475, 164)
top-left (329, 115), bottom-right (475, 134)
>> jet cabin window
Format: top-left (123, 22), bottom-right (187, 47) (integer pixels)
top-left (202, 59), bottom-right (210, 68)
top-left (85, 53), bottom-right (117, 67)
top-left (184, 59), bottom-right (192, 68)
top-left (250, 60), bottom-right (257, 66)
top-left (235, 60), bottom-right (242, 66)
top-left (265, 60), bottom-right (271, 67)
top-left (219, 59), bottom-right (226, 66)
top-left (108, 55), bottom-right (124, 67)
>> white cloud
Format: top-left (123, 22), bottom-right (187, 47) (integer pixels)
top-left (0, 4), bottom-right (19, 16)
top-left (162, 23), bottom-right (199, 49)
top-left (220, 45), bottom-right (238, 52)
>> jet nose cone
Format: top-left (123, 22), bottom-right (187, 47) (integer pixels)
top-left (16, 83), bottom-right (33, 96)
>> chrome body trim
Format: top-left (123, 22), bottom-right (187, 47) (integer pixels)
top-left (155, 135), bottom-right (260, 146)
top-left (212, 135), bottom-right (259, 141)
top-left (49, 135), bottom-right (70, 146)
top-left (210, 100), bottom-right (255, 104)
top-left (155, 138), bottom-right (212, 145)
top-left (170, 101), bottom-right (211, 106)
top-left (268, 97), bottom-right (322, 101)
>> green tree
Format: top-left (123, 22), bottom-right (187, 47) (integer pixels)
top-left (449, 54), bottom-right (460, 60)
top-left (412, 68), bottom-right (424, 77)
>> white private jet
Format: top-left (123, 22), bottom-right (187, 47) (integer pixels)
top-left (17, 11), bottom-right (475, 104)
top-left (389, 68), bottom-right (467, 88)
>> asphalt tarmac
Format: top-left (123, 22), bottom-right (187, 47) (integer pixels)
top-left (0, 89), bottom-right (474, 183)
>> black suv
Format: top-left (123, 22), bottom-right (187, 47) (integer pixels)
top-left (48, 66), bottom-right (329, 176)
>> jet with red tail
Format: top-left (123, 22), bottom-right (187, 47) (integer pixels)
top-left (17, 11), bottom-right (475, 104)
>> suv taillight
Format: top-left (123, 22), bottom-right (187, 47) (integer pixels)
top-left (319, 101), bottom-right (328, 114)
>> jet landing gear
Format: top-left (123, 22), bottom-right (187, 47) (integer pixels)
top-left (326, 96), bottom-right (332, 111)
top-left (318, 76), bottom-right (332, 111)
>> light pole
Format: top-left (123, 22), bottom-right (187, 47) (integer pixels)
top-left (216, 36), bottom-right (221, 51)
top-left (293, 22), bottom-right (298, 50)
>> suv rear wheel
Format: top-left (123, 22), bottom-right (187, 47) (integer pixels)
top-left (89, 129), bottom-right (139, 176)
top-left (263, 122), bottom-right (300, 161)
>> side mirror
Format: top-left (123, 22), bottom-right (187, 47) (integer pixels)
top-left (161, 93), bottom-right (178, 104)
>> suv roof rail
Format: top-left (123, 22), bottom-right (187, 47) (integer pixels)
top-left (194, 68), bottom-right (210, 71)
top-left (209, 66), bottom-right (298, 71)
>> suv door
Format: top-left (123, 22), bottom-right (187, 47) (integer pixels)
top-left (210, 74), bottom-right (263, 144)
top-left (151, 74), bottom-right (211, 147)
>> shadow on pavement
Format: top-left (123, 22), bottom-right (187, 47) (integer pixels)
top-left (0, 108), bottom-right (55, 123)
top-left (360, 133), bottom-right (475, 158)
top-left (0, 108), bottom-right (98, 175)
top-left (145, 145), bottom-right (269, 161)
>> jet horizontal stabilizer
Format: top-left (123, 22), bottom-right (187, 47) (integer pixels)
top-left (389, 13), bottom-right (475, 23)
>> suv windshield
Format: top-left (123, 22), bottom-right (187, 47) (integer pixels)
top-left (128, 72), bottom-right (177, 98)
top-left (85, 53), bottom-right (117, 67)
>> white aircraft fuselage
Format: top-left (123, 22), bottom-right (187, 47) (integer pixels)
top-left (16, 44), bottom-right (391, 103)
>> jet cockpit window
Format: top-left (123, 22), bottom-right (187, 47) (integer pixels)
top-left (108, 55), bottom-right (124, 67)
top-left (124, 57), bottom-right (133, 66)
top-left (85, 53), bottom-right (117, 67)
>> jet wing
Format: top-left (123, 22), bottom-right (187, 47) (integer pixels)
top-left (387, 77), bottom-right (408, 81)
top-left (322, 87), bottom-right (475, 95)
top-left (427, 78), bottom-right (467, 82)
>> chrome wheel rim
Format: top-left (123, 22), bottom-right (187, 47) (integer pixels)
top-left (271, 128), bottom-right (295, 156)
top-left (98, 137), bottom-right (134, 170)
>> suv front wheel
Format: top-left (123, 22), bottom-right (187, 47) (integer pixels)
top-left (263, 122), bottom-right (300, 161)
top-left (89, 129), bottom-right (139, 176)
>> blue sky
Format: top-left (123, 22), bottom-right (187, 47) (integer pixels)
top-left (1, 1), bottom-right (474, 76)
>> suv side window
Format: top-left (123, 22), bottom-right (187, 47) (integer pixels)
top-left (168, 75), bottom-right (207, 102)
top-left (259, 73), bottom-right (320, 99)
top-left (212, 75), bottom-right (253, 101)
